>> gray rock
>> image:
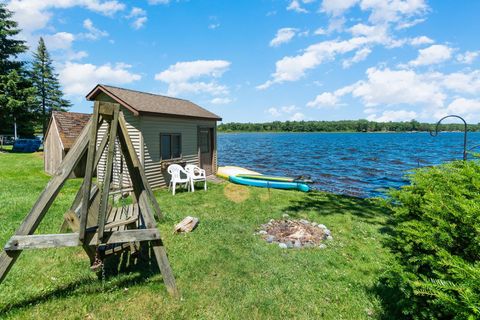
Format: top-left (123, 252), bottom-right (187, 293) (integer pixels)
top-left (318, 244), bottom-right (327, 249)
top-left (266, 235), bottom-right (276, 243)
top-left (258, 230), bottom-right (267, 235)
top-left (326, 235), bottom-right (333, 241)
top-left (286, 241), bottom-right (294, 248)
top-left (278, 243), bottom-right (288, 249)
top-left (294, 240), bottom-right (302, 248)
top-left (324, 229), bottom-right (331, 236)
top-left (299, 219), bottom-right (310, 225)
top-left (311, 222), bottom-right (318, 227)
top-left (282, 213), bottom-right (290, 218)
top-left (317, 224), bottom-right (327, 230)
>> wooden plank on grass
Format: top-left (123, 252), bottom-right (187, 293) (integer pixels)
top-left (4, 229), bottom-right (161, 251)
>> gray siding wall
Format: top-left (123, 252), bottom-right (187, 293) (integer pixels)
top-left (96, 95), bottom-right (142, 188)
top-left (95, 94), bottom-right (217, 190)
top-left (141, 115), bottom-right (216, 188)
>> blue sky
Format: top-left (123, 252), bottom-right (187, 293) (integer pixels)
top-left (6, 0), bottom-right (480, 123)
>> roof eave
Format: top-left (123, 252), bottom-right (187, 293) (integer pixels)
top-left (85, 84), bottom-right (140, 116)
top-left (138, 111), bottom-right (221, 121)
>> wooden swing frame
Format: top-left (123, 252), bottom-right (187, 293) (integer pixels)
top-left (0, 101), bottom-right (178, 297)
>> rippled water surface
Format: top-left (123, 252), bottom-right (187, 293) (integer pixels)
top-left (218, 132), bottom-right (479, 198)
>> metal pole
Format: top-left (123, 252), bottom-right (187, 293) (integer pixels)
top-left (429, 115), bottom-right (468, 161)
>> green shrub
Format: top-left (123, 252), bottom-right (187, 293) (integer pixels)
top-left (380, 160), bottom-right (480, 319)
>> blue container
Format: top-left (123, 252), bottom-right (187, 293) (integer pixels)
top-left (12, 139), bottom-right (41, 153)
top-left (229, 175), bottom-right (310, 192)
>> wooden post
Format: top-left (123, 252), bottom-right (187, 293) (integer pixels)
top-left (79, 102), bottom-right (100, 241)
top-left (97, 106), bottom-right (120, 242)
top-left (117, 118), bottom-right (179, 298)
top-left (59, 132), bottom-right (108, 233)
top-left (118, 113), bottom-right (164, 221)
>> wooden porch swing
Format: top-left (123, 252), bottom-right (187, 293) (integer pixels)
top-left (0, 101), bottom-right (178, 297)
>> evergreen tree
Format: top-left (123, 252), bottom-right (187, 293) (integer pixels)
top-left (0, 3), bottom-right (37, 137)
top-left (31, 37), bottom-right (71, 135)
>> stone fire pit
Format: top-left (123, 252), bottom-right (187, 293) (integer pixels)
top-left (257, 217), bottom-right (333, 249)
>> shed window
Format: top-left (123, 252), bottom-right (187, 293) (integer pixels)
top-left (160, 133), bottom-right (181, 160)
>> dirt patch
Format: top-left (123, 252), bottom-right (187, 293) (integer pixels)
top-left (223, 183), bottom-right (250, 203)
top-left (257, 218), bottom-right (333, 249)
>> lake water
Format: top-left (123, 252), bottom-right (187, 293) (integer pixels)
top-left (218, 132), bottom-right (480, 198)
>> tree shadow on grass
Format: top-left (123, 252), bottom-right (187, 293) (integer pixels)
top-left (285, 191), bottom-right (393, 227)
top-left (0, 243), bottom-right (169, 315)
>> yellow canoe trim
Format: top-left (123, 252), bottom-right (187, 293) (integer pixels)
top-left (217, 166), bottom-right (261, 180)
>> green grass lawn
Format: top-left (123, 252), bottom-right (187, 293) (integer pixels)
top-left (0, 152), bottom-right (393, 319)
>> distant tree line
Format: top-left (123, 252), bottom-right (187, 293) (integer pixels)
top-left (218, 120), bottom-right (480, 133)
top-left (0, 3), bottom-right (70, 138)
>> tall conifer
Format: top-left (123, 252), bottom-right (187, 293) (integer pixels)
top-left (0, 3), bottom-right (36, 137)
top-left (31, 37), bottom-right (71, 135)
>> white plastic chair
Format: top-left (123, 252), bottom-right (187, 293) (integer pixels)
top-left (167, 164), bottom-right (193, 195)
top-left (185, 164), bottom-right (207, 192)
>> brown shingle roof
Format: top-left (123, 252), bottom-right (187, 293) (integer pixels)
top-left (52, 111), bottom-right (91, 149)
top-left (86, 84), bottom-right (222, 120)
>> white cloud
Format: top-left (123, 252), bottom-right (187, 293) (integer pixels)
top-left (321, 0), bottom-right (358, 16)
top-left (359, 0), bottom-right (428, 24)
top-left (43, 32), bottom-right (75, 50)
top-left (267, 107), bottom-right (282, 117)
top-left (59, 62), bottom-right (141, 96)
top-left (396, 18), bottom-right (426, 29)
top-left (352, 67), bottom-right (446, 107)
top-left (310, 67), bottom-right (480, 122)
top-left (126, 7), bottom-right (147, 30)
top-left (127, 7), bottom-right (146, 18)
top-left (367, 110), bottom-right (418, 122)
top-left (307, 92), bottom-right (340, 108)
top-left (457, 51), bottom-right (479, 64)
top-left (155, 60), bottom-right (230, 83)
top-left (314, 27), bottom-right (326, 35)
top-left (287, 0), bottom-right (308, 13)
top-left (290, 112), bottom-right (305, 121)
top-left (211, 97), bottom-right (232, 105)
top-left (440, 70), bottom-right (480, 95)
top-left (208, 23), bottom-right (220, 30)
top-left (81, 18), bottom-right (109, 40)
top-left (165, 82), bottom-right (228, 97)
top-left (434, 98), bottom-right (480, 122)
top-left (270, 28), bottom-right (298, 47)
top-left (154, 60), bottom-right (231, 98)
top-left (132, 17), bottom-right (148, 29)
top-left (258, 33), bottom-right (389, 88)
top-left (410, 36), bottom-right (434, 46)
top-left (266, 105), bottom-right (302, 119)
top-left (342, 47), bottom-right (371, 68)
top-left (7, 0), bottom-right (125, 34)
top-left (409, 44), bottom-right (453, 66)
top-left (281, 105), bottom-right (298, 113)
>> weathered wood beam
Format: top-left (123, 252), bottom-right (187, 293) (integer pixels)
top-left (0, 118), bottom-right (93, 284)
top-left (4, 229), bottom-right (161, 251)
top-left (97, 105), bottom-right (120, 242)
top-left (117, 117), bottom-right (178, 297)
top-left (79, 102), bottom-right (100, 241)
top-left (118, 113), bottom-right (164, 221)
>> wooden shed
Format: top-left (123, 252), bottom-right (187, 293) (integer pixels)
top-left (86, 84), bottom-right (222, 189)
top-left (44, 111), bottom-right (90, 177)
